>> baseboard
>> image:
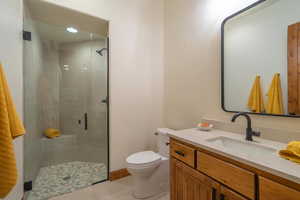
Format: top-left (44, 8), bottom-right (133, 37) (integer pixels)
top-left (109, 168), bottom-right (130, 181)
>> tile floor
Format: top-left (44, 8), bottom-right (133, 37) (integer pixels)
top-left (50, 176), bottom-right (170, 200)
top-left (27, 161), bottom-right (107, 200)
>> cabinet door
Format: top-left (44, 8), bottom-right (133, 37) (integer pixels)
top-left (171, 157), bottom-right (219, 200)
top-left (220, 186), bottom-right (248, 200)
top-left (259, 177), bottom-right (300, 200)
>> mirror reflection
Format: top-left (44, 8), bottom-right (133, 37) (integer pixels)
top-left (223, 0), bottom-right (300, 116)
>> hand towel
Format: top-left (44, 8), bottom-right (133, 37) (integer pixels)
top-left (279, 141), bottom-right (300, 164)
top-left (266, 73), bottom-right (284, 115)
top-left (0, 63), bottom-right (26, 198)
top-left (44, 128), bottom-right (60, 138)
top-left (247, 76), bottom-right (265, 113)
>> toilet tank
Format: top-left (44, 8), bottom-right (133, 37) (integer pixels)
top-left (157, 128), bottom-right (173, 158)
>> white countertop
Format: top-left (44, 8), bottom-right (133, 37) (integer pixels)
top-left (168, 128), bottom-right (300, 184)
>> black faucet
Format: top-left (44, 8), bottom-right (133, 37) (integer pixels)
top-left (231, 112), bottom-right (261, 141)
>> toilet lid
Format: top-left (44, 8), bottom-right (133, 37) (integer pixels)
top-left (126, 151), bottom-right (161, 165)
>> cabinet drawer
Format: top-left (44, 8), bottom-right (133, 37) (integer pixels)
top-left (197, 152), bottom-right (255, 200)
top-left (170, 140), bottom-right (195, 168)
top-left (259, 177), bottom-right (300, 200)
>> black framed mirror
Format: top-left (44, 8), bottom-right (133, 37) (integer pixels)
top-left (221, 0), bottom-right (300, 118)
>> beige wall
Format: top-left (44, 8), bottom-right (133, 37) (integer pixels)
top-left (164, 0), bottom-right (300, 139)
top-left (43, 0), bottom-right (165, 171)
top-left (0, 0), bottom-right (23, 199)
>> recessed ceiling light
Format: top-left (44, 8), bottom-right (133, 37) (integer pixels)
top-left (66, 27), bottom-right (78, 33)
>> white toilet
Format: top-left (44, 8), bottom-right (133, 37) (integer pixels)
top-left (126, 128), bottom-right (173, 199)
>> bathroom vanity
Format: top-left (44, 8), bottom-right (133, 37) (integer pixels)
top-left (168, 129), bottom-right (300, 200)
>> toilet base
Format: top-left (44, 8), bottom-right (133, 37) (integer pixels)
top-left (128, 158), bottom-right (169, 199)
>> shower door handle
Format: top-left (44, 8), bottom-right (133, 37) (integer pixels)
top-left (84, 113), bottom-right (88, 130)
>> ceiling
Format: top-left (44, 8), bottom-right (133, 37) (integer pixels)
top-left (25, 0), bottom-right (109, 44)
top-left (34, 21), bottom-right (104, 44)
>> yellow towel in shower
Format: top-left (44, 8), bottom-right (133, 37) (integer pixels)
top-left (247, 76), bottom-right (265, 113)
top-left (279, 141), bottom-right (300, 164)
top-left (44, 128), bottom-right (60, 138)
top-left (0, 63), bottom-right (26, 198)
top-left (266, 73), bottom-right (284, 115)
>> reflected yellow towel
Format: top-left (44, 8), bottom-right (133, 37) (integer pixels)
top-left (279, 141), bottom-right (300, 164)
top-left (247, 76), bottom-right (265, 113)
top-left (44, 128), bottom-right (60, 138)
top-left (266, 73), bottom-right (284, 115)
top-left (0, 64), bottom-right (26, 198)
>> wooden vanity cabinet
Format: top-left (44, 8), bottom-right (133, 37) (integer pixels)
top-left (170, 139), bottom-right (300, 200)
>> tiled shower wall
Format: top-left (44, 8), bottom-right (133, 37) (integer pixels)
top-left (24, 8), bottom-right (62, 182)
top-left (24, 7), bottom-right (44, 183)
top-left (59, 41), bottom-right (90, 136)
top-left (40, 39), bottom-right (108, 167)
top-left (59, 40), bottom-right (107, 139)
top-left (40, 41), bottom-right (61, 130)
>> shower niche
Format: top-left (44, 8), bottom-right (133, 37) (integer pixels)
top-left (23, 1), bottom-right (109, 199)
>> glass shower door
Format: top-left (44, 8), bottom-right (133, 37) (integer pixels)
top-left (58, 36), bottom-right (108, 185)
top-left (78, 38), bottom-right (108, 171)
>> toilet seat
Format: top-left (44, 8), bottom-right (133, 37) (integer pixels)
top-left (127, 151), bottom-right (162, 169)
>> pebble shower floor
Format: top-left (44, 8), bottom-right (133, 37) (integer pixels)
top-left (26, 161), bottom-right (107, 200)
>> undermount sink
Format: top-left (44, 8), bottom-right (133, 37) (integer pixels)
top-left (206, 136), bottom-right (277, 156)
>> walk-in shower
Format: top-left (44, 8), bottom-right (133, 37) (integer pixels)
top-left (23, 1), bottom-right (109, 200)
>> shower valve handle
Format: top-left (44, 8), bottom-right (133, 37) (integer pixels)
top-left (101, 97), bottom-right (108, 104)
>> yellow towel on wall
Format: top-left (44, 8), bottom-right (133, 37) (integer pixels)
top-left (0, 64), bottom-right (26, 198)
top-left (266, 73), bottom-right (284, 115)
top-left (279, 141), bottom-right (300, 164)
top-left (44, 128), bottom-right (60, 138)
top-left (247, 76), bottom-right (265, 113)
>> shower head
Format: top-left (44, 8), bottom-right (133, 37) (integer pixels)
top-left (96, 48), bottom-right (107, 56)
